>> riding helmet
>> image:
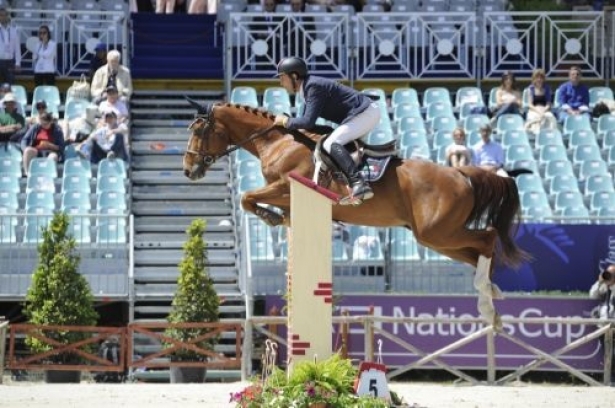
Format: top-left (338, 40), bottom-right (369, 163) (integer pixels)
top-left (276, 57), bottom-right (308, 79)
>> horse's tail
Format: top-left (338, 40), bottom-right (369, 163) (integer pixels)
top-left (462, 168), bottom-right (531, 268)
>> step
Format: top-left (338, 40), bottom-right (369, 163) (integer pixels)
top-left (134, 233), bottom-right (234, 249)
top-left (134, 248), bottom-right (236, 266)
top-left (131, 90), bottom-right (224, 98)
top-left (133, 266), bottom-right (238, 283)
top-left (134, 215), bottom-right (236, 229)
top-left (132, 119), bottom-right (192, 128)
top-left (130, 170), bottom-right (230, 185)
top-left (129, 107), bottom-right (197, 117)
top-left (131, 369), bottom-right (241, 383)
top-left (131, 141), bottom-right (196, 155)
top-left (131, 155), bottom-right (229, 169)
top-left (131, 201), bottom-right (232, 217)
top-left (134, 284), bottom-right (240, 297)
top-left (131, 185), bottom-right (231, 201)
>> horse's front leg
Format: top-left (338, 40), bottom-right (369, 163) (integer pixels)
top-left (240, 180), bottom-right (290, 227)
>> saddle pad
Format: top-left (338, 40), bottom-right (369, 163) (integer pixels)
top-left (360, 156), bottom-right (391, 182)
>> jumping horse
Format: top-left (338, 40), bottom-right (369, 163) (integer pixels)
top-left (182, 100), bottom-right (530, 327)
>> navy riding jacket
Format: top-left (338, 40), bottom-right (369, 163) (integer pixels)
top-left (286, 75), bottom-right (372, 130)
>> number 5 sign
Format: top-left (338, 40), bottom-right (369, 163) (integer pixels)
top-left (354, 361), bottom-right (391, 401)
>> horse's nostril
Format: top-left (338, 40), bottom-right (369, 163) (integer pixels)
top-left (184, 169), bottom-right (190, 177)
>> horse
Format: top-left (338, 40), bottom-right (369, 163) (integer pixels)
top-left (182, 101), bottom-right (530, 327)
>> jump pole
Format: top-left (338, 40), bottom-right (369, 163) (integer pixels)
top-left (287, 172), bottom-right (340, 373)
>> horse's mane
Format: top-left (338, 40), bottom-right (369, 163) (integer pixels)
top-left (216, 102), bottom-right (323, 144)
top-left (216, 102), bottom-right (276, 122)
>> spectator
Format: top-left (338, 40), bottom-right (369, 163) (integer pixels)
top-left (445, 127), bottom-right (472, 168)
top-left (0, 93), bottom-right (25, 143)
top-left (88, 43), bottom-right (107, 83)
top-left (98, 86), bottom-right (130, 127)
top-left (556, 65), bottom-right (590, 124)
top-left (0, 8), bottom-right (21, 84)
top-left (26, 100), bottom-right (52, 127)
top-left (20, 112), bottom-right (64, 175)
top-left (188, 0), bottom-right (216, 14)
top-left (77, 110), bottom-right (128, 164)
top-left (472, 124), bottom-right (507, 177)
top-left (524, 68), bottom-right (557, 135)
top-left (90, 50), bottom-right (133, 104)
top-left (156, 0), bottom-right (184, 13)
top-left (491, 71), bottom-right (522, 126)
top-left (32, 25), bottom-right (56, 86)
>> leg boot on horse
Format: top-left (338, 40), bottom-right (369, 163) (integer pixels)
top-left (329, 143), bottom-right (373, 203)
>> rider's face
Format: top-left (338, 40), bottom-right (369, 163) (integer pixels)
top-left (278, 73), bottom-right (295, 94)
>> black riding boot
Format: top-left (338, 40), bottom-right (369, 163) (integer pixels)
top-left (329, 143), bottom-right (373, 200)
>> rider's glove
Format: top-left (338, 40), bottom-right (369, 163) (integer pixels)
top-left (273, 115), bottom-right (289, 128)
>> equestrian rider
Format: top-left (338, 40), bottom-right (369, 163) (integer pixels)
top-left (273, 57), bottom-right (381, 201)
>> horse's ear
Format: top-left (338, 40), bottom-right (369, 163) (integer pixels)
top-left (184, 96), bottom-right (210, 115)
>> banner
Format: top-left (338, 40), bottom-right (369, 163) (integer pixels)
top-left (265, 295), bottom-right (605, 372)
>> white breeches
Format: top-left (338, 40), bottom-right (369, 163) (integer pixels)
top-left (323, 103), bottom-right (381, 153)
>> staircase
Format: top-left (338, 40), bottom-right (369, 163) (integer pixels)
top-left (129, 89), bottom-right (243, 380)
top-left (130, 13), bottom-right (223, 79)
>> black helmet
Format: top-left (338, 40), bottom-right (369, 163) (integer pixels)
top-left (277, 57), bottom-right (308, 79)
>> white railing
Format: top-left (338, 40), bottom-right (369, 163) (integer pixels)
top-left (0, 319), bottom-right (7, 384)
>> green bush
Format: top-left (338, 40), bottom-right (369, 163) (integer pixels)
top-left (164, 219), bottom-right (220, 361)
top-left (23, 212), bottom-right (98, 363)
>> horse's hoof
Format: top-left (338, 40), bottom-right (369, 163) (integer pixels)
top-left (338, 196), bottom-right (363, 206)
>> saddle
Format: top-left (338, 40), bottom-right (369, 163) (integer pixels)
top-left (303, 127), bottom-right (400, 188)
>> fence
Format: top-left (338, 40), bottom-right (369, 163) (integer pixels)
top-left (225, 11), bottom-right (614, 92)
top-left (0, 319), bottom-right (7, 384)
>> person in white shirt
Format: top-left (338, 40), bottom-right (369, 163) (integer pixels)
top-left (77, 110), bottom-right (128, 163)
top-left (0, 8), bottom-right (21, 84)
top-left (97, 85), bottom-right (129, 127)
top-left (33, 25), bottom-right (56, 86)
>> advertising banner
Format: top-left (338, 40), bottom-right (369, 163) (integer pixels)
top-left (265, 295), bottom-right (605, 372)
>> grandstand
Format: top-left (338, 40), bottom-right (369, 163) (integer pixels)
top-left (0, 0), bottom-right (614, 382)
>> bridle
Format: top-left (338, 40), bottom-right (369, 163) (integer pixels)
top-left (185, 110), bottom-right (277, 167)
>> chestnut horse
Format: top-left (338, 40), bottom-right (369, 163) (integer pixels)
top-left (182, 101), bottom-right (529, 327)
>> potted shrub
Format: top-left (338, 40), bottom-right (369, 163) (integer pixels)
top-left (164, 219), bottom-right (220, 383)
top-left (23, 212), bottom-right (99, 383)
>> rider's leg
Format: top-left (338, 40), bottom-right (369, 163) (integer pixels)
top-left (323, 103), bottom-right (380, 199)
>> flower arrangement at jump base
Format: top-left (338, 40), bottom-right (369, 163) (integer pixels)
top-left (230, 354), bottom-right (408, 407)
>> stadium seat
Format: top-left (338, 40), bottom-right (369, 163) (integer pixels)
top-left (25, 191), bottom-right (55, 210)
top-left (238, 174), bottom-right (265, 193)
top-left (589, 191), bottom-right (615, 214)
top-left (563, 115), bottom-right (592, 136)
top-left (266, 102), bottom-right (291, 116)
top-left (523, 204), bottom-right (554, 223)
top-left (538, 145), bottom-right (568, 172)
top-left (430, 116), bottom-right (457, 133)
top-left (516, 173), bottom-right (545, 194)
top-left (596, 115), bottom-right (615, 141)
top-left (23, 207), bottom-right (53, 243)
top-left (455, 86), bottom-right (484, 108)
top-left (0, 143), bottom-right (21, 162)
top-left (402, 144), bottom-right (431, 160)
top-left (0, 173), bottom-right (19, 193)
top-left (501, 129), bottom-right (531, 147)
top-left (62, 173), bottom-right (91, 194)
top-left (96, 191), bottom-right (127, 211)
top-left (548, 174), bottom-right (580, 195)
top-left (393, 103), bottom-right (422, 123)
top-left (391, 88), bottom-right (420, 107)
top-left (572, 145), bottom-right (603, 170)
top-left (390, 228), bottom-right (422, 261)
top-left (0, 208), bottom-right (17, 243)
top-left (589, 86), bottom-right (614, 108)
top-left (496, 114), bottom-right (525, 133)
top-left (64, 99), bottom-right (90, 120)
top-left (61, 191), bottom-right (91, 211)
top-left (607, 145), bottom-right (615, 172)
top-left (25, 174), bottom-right (56, 193)
top-left (568, 129), bottom-right (598, 151)
top-left (553, 191), bottom-right (585, 214)
top-left (367, 129), bottom-right (395, 145)
top-left (399, 131), bottom-right (428, 153)
top-left (10, 85), bottom-right (28, 109)
top-left (398, 116), bottom-right (426, 133)
top-left (423, 87), bottom-right (452, 108)
top-left (505, 145), bottom-right (534, 163)
top-left (595, 206), bottom-right (615, 224)
top-left (425, 102), bottom-right (455, 122)
top-left (230, 87), bottom-right (259, 108)
top-left (534, 128), bottom-right (564, 151)
top-left (236, 159), bottom-right (261, 179)
top-left (602, 129), bottom-right (615, 151)
top-left (0, 157), bottom-right (22, 177)
top-left (0, 190), bottom-right (17, 210)
top-left (582, 173), bottom-right (614, 196)
top-left (578, 159), bottom-right (609, 181)
top-left (431, 130), bottom-right (453, 151)
top-left (63, 157), bottom-right (92, 178)
top-left (28, 158), bottom-right (58, 178)
top-left (559, 206), bottom-right (590, 223)
top-left (332, 239), bottom-right (349, 261)
top-left (463, 114), bottom-right (490, 133)
top-left (543, 160), bottom-right (575, 180)
top-left (96, 222), bottom-right (127, 244)
top-left (263, 87), bottom-right (291, 110)
top-left (98, 158), bottom-right (127, 178)
top-left (32, 85), bottom-right (62, 110)
top-left (65, 210), bottom-right (92, 243)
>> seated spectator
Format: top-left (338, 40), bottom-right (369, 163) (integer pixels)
top-left (556, 65), bottom-right (590, 124)
top-left (0, 93), bottom-right (26, 143)
top-left (90, 50), bottom-right (133, 104)
top-left (21, 112), bottom-right (64, 175)
top-left (77, 111), bottom-right (128, 164)
top-left (472, 124), bottom-right (507, 177)
top-left (524, 68), bottom-right (557, 135)
top-left (445, 127), bottom-right (472, 168)
top-left (491, 71), bottom-right (522, 125)
top-left (88, 43), bottom-right (107, 83)
top-left (98, 86), bottom-right (130, 127)
top-left (26, 100), bottom-right (53, 127)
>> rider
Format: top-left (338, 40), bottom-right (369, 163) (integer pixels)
top-left (272, 57), bottom-right (381, 201)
